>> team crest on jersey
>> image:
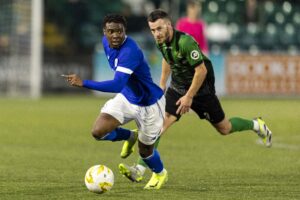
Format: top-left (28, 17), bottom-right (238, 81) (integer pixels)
top-left (190, 50), bottom-right (200, 60)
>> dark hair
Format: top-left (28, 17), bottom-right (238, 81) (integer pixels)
top-left (103, 14), bottom-right (127, 29)
top-left (147, 9), bottom-right (171, 22)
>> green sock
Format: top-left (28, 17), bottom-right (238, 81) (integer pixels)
top-left (229, 117), bottom-right (254, 133)
top-left (137, 137), bottom-right (161, 167)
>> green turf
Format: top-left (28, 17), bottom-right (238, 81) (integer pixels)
top-left (0, 96), bottom-right (299, 200)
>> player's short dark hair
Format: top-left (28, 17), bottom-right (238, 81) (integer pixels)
top-left (147, 9), bottom-right (171, 22)
top-left (103, 14), bottom-right (127, 29)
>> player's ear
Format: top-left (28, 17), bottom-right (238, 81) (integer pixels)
top-left (166, 21), bottom-right (172, 29)
top-left (103, 28), bottom-right (106, 35)
top-left (165, 19), bottom-right (172, 27)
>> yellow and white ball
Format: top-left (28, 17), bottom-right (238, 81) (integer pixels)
top-left (84, 165), bottom-right (114, 193)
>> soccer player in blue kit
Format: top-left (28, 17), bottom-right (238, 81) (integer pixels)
top-left (63, 14), bottom-right (168, 190)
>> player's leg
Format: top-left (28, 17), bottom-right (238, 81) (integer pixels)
top-left (119, 134), bottom-right (163, 183)
top-left (162, 112), bottom-right (178, 134)
top-left (212, 117), bottom-right (272, 147)
top-left (192, 94), bottom-right (272, 147)
top-left (138, 140), bottom-right (168, 190)
top-left (211, 97), bottom-right (272, 147)
top-left (91, 113), bottom-right (123, 140)
top-left (131, 113), bottom-right (177, 178)
top-left (92, 94), bottom-right (138, 146)
top-left (137, 96), bottom-right (168, 189)
top-left (119, 136), bottom-right (160, 182)
top-left (212, 117), bottom-right (253, 135)
top-left (119, 88), bottom-right (180, 182)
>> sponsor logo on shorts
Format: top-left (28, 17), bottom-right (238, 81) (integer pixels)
top-left (204, 112), bottom-right (210, 120)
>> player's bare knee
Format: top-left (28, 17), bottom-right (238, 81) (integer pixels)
top-left (91, 127), bottom-right (106, 140)
top-left (217, 128), bottom-right (230, 136)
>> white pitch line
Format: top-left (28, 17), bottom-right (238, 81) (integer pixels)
top-left (256, 139), bottom-right (300, 151)
top-left (272, 143), bottom-right (300, 150)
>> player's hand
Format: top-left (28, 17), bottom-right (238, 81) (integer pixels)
top-left (176, 95), bottom-right (193, 115)
top-left (61, 74), bottom-right (83, 87)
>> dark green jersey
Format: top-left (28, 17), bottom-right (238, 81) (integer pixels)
top-left (157, 30), bottom-right (215, 96)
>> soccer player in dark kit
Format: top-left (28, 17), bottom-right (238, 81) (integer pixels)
top-left (119, 9), bottom-right (272, 183)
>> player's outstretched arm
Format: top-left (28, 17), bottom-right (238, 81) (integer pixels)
top-left (62, 71), bottom-right (130, 93)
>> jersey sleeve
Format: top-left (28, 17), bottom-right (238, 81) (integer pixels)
top-left (83, 71), bottom-right (130, 93)
top-left (117, 46), bottom-right (141, 75)
top-left (181, 36), bottom-right (204, 68)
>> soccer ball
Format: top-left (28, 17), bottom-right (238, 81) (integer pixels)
top-left (84, 165), bottom-right (114, 193)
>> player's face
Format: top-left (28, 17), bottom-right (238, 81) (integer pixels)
top-left (148, 19), bottom-right (171, 44)
top-left (104, 22), bottom-right (126, 48)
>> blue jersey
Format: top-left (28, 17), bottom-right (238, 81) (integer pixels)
top-left (101, 36), bottom-right (163, 106)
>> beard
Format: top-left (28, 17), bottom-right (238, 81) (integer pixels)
top-left (156, 30), bottom-right (171, 44)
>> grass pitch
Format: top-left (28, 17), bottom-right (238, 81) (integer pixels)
top-left (0, 96), bottom-right (299, 200)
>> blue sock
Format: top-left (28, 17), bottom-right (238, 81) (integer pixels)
top-left (101, 127), bottom-right (131, 141)
top-left (142, 149), bottom-right (164, 173)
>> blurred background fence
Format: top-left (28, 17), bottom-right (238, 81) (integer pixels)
top-left (0, 0), bottom-right (299, 98)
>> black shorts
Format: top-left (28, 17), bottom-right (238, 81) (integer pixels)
top-left (165, 87), bottom-right (225, 124)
